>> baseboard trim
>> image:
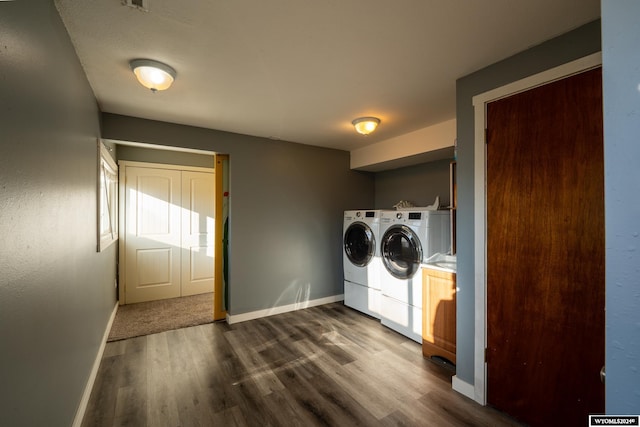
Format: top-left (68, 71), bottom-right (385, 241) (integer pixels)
top-left (72, 302), bottom-right (118, 427)
top-left (226, 294), bottom-right (344, 324)
top-left (452, 375), bottom-right (476, 401)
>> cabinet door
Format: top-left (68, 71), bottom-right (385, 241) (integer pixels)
top-left (422, 268), bottom-right (456, 364)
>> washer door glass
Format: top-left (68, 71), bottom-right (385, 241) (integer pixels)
top-left (344, 222), bottom-right (375, 267)
top-left (381, 225), bottom-right (423, 279)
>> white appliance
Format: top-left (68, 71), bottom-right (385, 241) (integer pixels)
top-left (378, 210), bottom-right (450, 342)
top-left (343, 210), bottom-right (383, 318)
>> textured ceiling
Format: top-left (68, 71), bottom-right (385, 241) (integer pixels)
top-left (55, 0), bottom-right (600, 151)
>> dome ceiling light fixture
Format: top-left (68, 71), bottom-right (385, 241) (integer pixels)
top-left (352, 116), bottom-right (380, 135)
top-left (129, 59), bottom-right (176, 92)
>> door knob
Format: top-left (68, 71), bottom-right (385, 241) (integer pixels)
top-left (600, 366), bottom-right (605, 384)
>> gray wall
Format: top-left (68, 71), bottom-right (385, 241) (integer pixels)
top-left (602, 1), bottom-right (640, 413)
top-left (455, 21), bottom-right (601, 384)
top-left (374, 159), bottom-right (452, 210)
top-left (116, 144), bottom-right (215, 168)
top-left (101, 114), bottom-right (374, 314)
top-left (0, 1), bottom-right (117, 426)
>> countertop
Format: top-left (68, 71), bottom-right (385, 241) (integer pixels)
top-left (422, 253), bottom-right (457, 273)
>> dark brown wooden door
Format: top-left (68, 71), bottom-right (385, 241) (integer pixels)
top-left (486, 67), bottom-right (604, 426)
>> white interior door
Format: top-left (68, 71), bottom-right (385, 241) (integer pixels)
top-left (125, 166), bottom-right (182, 303)
top-left (181, 171), bottom-right (215, 296)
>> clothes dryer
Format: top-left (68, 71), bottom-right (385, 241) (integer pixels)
top-left (343, 210), bottom-right (383, 318)
top-left (378, 210), bottom-right (450, 342)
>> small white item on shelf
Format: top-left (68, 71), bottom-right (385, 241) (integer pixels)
top-left (394, 196), bottom-right (440, 211)
top-left (424, 196), bottom-right (440, 210)
top-left (393, 200), bottom-right (416, 209)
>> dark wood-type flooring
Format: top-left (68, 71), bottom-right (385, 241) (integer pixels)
top-left (82, 303), bottom-right (521, 426)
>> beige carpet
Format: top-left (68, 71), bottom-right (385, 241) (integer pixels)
top-left (108, 293), bottom-right (215, 341)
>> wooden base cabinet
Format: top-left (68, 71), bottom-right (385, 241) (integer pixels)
top-left (422, 268), bottom-right (456, 364)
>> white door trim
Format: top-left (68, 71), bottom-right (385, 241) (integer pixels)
top-left (102, 138), bottom-right (216, 156)
top-left (470, 52), bottom-right (602, 405)
top-left (118, 160), bottom-right (214, 174)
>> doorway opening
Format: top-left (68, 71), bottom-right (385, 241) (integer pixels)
top-left (105, 138), bottom-right (228, 322)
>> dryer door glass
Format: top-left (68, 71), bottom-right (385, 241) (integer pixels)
top-left (344, 222), bottom-right (375, 267)
top-left (381, 225), bottom-right (423, 279)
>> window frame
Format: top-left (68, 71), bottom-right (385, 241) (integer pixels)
top-left (98, 140), bottom-right (118, 252)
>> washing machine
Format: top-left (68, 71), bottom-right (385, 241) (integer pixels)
top-left (343, 210), bottom-right (383, 318)
top-left (378, 209), bottom-right (450, 342)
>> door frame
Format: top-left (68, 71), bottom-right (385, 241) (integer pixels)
top-left (213, 154), bottom-right (228, 320)
top-left (468, 52), bottom-right (602, 405)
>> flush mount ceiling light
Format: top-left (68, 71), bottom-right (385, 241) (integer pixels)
top-left (352, 117), bottom-right (380, 135)
top-left (129, 59), bottom-right (176, 92)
